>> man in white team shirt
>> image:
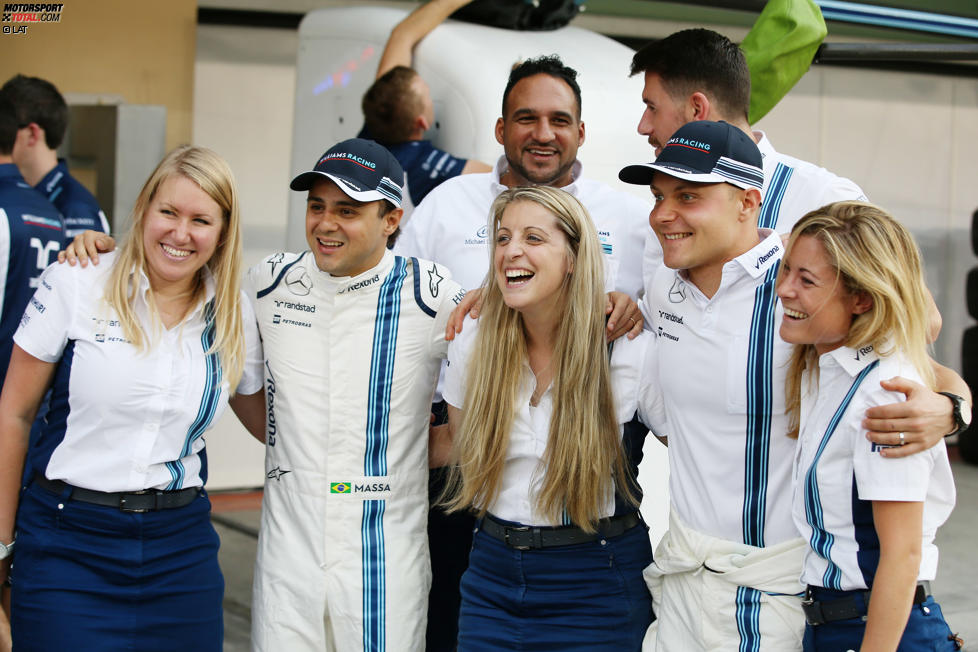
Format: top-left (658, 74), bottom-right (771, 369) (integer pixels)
top-left (620, 120), bottom-right (968, 652)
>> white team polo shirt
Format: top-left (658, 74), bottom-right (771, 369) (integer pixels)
top-left (640, 133), bottom-right (867, 323)
top-left (793, 345), bottom-right (955, 591)
top-left (640, 229), bottom-right (799, 546)
top-left (14, 252), bottom-right (263, 493)
top-left (395, 155), bottom-right (652, 298)
top-left (444, 316), bottom-right (652, 526)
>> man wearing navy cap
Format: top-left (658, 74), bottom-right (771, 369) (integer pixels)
top-left (624, 123), bottom-right (970, 651)
top-left (248, 138), bottom-right (465, 652)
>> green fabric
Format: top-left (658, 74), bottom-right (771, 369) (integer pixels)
top-left (742, 0), bottom-right (827, 123)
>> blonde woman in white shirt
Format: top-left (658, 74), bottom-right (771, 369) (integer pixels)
top-left (439, 185), bottom-right (654, 651)
top-left (777, 201), bottom-right (963, 651)
top-left (0, 146), bottom-right (264, 651)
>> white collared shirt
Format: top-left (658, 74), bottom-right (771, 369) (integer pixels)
top-left (15, 252), bottom-right (263, 492)
top-left (793, 345), bottom-right (955, 590)
top-left (395, 155), bottom-right (652, 298)
top-left (639, 229), bottom-right (800, 546)
top-left (444, 316), bottom-right (652, 526)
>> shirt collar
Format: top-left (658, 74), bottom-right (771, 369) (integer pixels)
top-left (822, 343), bottom-right (880, 378)
top-left (0, 163), bottom-right (27, 184)
top-left (729, 228), bottom-right (783, 279)
top-left (132, 262), bottom-right (217, 320)
top-left (37, 160), bottom-right (69, 195)
top-left (490, 155), bottom-right (584, 197)
top-left (317, 248), bottom-right (396, 295)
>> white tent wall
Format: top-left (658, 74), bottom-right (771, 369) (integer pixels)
top-left (194, 7), bottom-right (978, 534)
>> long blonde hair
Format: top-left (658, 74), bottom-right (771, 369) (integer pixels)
top-left (104, 145), bottom-right (246, 389)
top-left (445, 186), bottom-right (635, 531)
top-left (782, 201), bottom-right (934, 437)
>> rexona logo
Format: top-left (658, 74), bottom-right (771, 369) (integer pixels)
top-left (754, 244), bottom-right (780, 269)
top-left (341, 274), bottom-right (380, 294)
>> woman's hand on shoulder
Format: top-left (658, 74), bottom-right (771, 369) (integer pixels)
top-left (57, 230), bottom-right (116, 267)
top-left (445, 288), bottom-right (484, 341)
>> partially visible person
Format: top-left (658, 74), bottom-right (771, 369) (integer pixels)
top-left (0, 87), bottom-right (65, 652)
top-left (440, 186), bottom-right (654, 651)
top-left (2, 74), bottom-right (110, 238)
top-left (0, 91), bottom-right (64, 389)
top-left (361, 0), bottom-right (490, 215)
top-left (777, 202), bottom-right (963, 651)
top-left (0, 145), bottom-right (264, 650)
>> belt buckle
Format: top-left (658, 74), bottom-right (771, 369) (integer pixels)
top-left (504, 525), bottom-right (531, 550)
top-left (119, 489), bottom-right (153, 513)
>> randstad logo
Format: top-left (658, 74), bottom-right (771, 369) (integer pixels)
top-left (330, 482), bottom-right (351, 494)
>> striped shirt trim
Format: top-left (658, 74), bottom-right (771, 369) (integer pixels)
top-left (362, 499), bottom-right (387, 652)
top-left (742, 262), bottom-right (780, 547)
top-left (168, 299), bottom-right (222, 490)
top-left (759, 164), bottom-right (794, 230)
top-left (803, 360), bottom-right (879, 590)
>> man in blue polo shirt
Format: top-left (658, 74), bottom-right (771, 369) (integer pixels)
top-left (360, 0), bottom-right (491, 216)
top-left (0, 91), bottom-right (65, 390)
top-left (2, 75), bottom-right (109, 239)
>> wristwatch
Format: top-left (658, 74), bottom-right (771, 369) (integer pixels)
top-left (0, 539), bottom-right (13, 560)
top-left (938, 391), bottom-right (972, 438)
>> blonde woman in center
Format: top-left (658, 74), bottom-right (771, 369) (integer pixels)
top-left (437, 185), bottom-right (656, 651)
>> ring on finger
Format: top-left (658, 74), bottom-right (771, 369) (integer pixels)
top-left (899, 432), bottom-right (906, 446)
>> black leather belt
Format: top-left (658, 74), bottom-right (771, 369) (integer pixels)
top-left (35, 476), bottom-right (201, 513)
top-left (480, 511), bottom-right (641, 550)
top-left (802, 581), bottom-right (930, 626)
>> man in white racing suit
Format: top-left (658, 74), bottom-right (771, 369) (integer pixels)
top-left (249, 138), bottom-right (464, 652)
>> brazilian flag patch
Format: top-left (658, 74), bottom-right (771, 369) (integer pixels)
top-left (330, 482), bottom-right (351, 494)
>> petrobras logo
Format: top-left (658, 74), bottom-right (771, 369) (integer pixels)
top-left (273, 299), bottom-right (316, 313)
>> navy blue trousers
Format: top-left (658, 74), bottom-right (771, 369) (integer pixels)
top-left (11, 480), bottom-right (223, 651)
top-left (803, 587), bottom-right (961, 651)
top-left (458, 517), bottom-right (653, 651)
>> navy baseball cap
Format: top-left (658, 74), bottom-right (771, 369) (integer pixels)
top-left (619, 121), bottom-right (763, 191)
top-left (290, 138), bottom-right (404, 207)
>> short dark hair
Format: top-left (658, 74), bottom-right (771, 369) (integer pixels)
top-left (630, 29), bottom-right (750, 123)
top-left (0, 91), bottom-right (18, 155)
top-left (502, 55), bottom-right (582, 119)
top-left (1, 74), bottom-right (69, 150)
top-left (361, 66), bottom-right (424, 145)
